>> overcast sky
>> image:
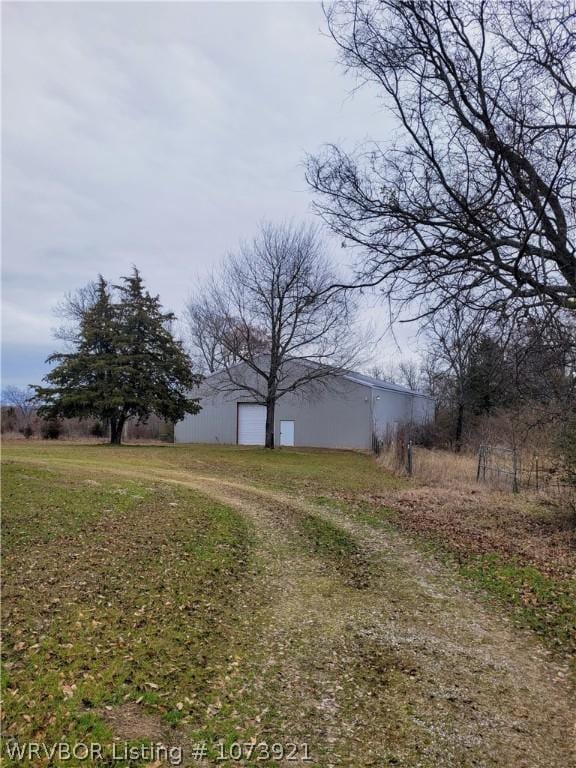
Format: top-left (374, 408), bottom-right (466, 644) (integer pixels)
top-left (2, 1), bottom-right (420, 389)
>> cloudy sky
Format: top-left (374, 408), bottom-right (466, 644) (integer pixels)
top-left (2, 1), bottom-right (419, 389)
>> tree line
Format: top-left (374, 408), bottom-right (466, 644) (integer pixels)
top-left (425, 306), bottom-right (575, 453)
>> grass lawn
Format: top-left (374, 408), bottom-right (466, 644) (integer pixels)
top-left (2, 441), bottom-right (575, 766)
top-left (1, 441), bottom-right (404, 496)
top-left (2, 459), bottom-right (265, 765)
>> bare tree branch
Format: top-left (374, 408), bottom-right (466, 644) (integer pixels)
top-left (307, 0), bottom-right (576, 317)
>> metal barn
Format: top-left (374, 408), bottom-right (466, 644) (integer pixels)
top-left (175, 362), bottom-right (434, 450)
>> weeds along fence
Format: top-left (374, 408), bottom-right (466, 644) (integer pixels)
top-left (476, 445), bottom-right (521, 492)
top-left (373, 430), bottom-right (574, 498)
top-left (476, 444), bottom-right (573, 495)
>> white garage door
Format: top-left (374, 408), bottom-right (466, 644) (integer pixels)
top-left (237, 403), bottom-right (267, 445)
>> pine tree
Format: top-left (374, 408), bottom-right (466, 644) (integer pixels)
top-left (465, 335), bottom-right (510, 417)
top-left (34, 270), bottom-right (201, 444)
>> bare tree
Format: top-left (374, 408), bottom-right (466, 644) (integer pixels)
top-left (1, 386), bottom-right (37, 429)
top-left (496, 311), bottom-right (576, 442)
top-left (397, 359), bottom-right (421, 391)
top-left (423, 303), bottom-right (493, 451)
top-left (368, 358), bottom-right (421, 389)
top-left (185, 295), bottom-right (236, 375)
top-left (187, 222), bottom-right (359, 448)
top-left (368, 363), bottom-right (398, 382)
top-left (307, 0), bottom-right (576, 317)
top-left (53, 280), bottom-right (100, 344)
top-left (422, 299), bottom-right (576, 450)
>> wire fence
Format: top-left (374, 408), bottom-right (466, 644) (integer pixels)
top-left (373, 431), bottom-right (574, 497)
top-left (476, 444), bottom-right (573, 494)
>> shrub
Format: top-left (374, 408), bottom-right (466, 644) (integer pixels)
top-left (41, 418), bottom-right (63, 440)
top-left (90, 421), bottom-right (106, 438)
top-left (158, 421), bottom-right (174, 443)
top-left (2, 407), bottom-right (17, 433)
top-left (21, 425), bottom-right (34, 439)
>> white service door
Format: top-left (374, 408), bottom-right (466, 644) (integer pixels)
top-left (237, 404), bottom-right (267, 445)
top-left (280, 420), bottom-right (295, 447)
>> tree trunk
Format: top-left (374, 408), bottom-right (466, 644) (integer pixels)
top-left (265, 399), bottom-right (275, 449)
top-left (454, 402), bottom-right (464, 453)
top-left (110, 416), bottom-right (125, 445)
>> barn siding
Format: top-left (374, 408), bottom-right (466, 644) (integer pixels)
top-left (175, 363), bottom-right (434, 449)
top-left (371, 388), bottom-right (435, 438)
top-left (175, 376), bottom-right (373, 449)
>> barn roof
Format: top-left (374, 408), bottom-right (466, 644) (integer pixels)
top-left (343, 370), bottom-right (430, 398)
top-left (201, 357), bottom-right (432, 399)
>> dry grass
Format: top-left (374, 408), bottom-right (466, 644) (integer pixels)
top-left (379, 444), bottom-right (479, 487)
top-left (379, 443), bottom-right (576, 506)
top-left (376, 446), bottom-right (575, 573)
top-left (384, 486), bottom-right (574, 575)
top-left (368, 445), bottom-right (576, 657)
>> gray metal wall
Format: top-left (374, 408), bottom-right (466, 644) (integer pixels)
top-left (175, 366), bottom-right (435, 449)
top-left (371, 388), bottom-right (435, 438)
top-left (175, 375), bottom-right (373, 449)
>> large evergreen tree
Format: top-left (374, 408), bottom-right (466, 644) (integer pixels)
top-left (35, 270), bottom-right (201, 444)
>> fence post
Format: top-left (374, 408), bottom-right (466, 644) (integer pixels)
top-left (476, 446), bottom-right (483, 482)
top-left (535, 455), bottom-right (539, 491)
top-left (407, 440), bottom-right (413, 476)
top-left (512, 448), bottom-right (519, 493)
